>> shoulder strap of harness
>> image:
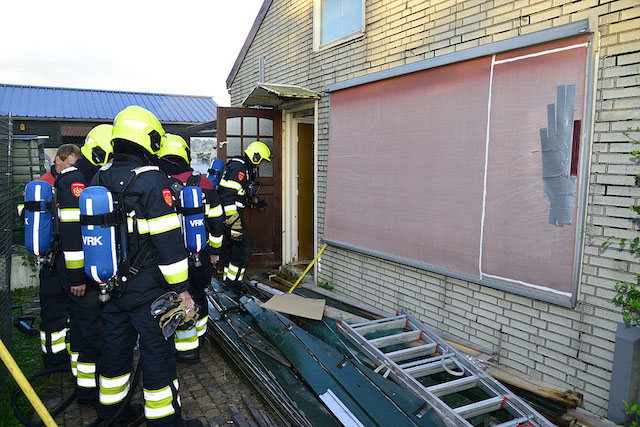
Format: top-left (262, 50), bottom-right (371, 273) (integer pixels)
top-left (82, 164), bottom-right (160, 283)
top-left (166, 172), bottom-right (205, 217)
top-left (185, 172), bottom-right (201, 187)
top-left (82, 165), bottom-right (159, 226)
top-left (118, 166), bottom-right (161, 279)
top-left (168, 176), bottom-right (184, 202)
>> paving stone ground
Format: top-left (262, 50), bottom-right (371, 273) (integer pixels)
top-left (33, 336), bottom-right (280, 426)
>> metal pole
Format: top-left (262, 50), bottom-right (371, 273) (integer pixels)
top-left (0, 338), bottom-right (57, 426)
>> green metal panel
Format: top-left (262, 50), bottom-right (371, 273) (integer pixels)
top-left (244, 299), bottom-right (447, 426)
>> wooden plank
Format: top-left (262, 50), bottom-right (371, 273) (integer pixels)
top-left (241, 393), bottom-right (270, 427)
top-left (485, 363), bottom-right (582, 408)
top-left (258, 410), bottom-right (278, 427)
top-left (566, 407), bottom-right (618, 427)
top-left (323, 305), bottom-right (368, 324)
top-left (229, 403), bottom-right (253, 427)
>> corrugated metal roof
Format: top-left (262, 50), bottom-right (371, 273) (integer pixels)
top-left (0, 84), bottom-right (218, 123)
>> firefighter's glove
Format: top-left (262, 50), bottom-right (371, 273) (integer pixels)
top-left (255, 199), bottom-right (267, 212)
top-left (225, 213), bottom-right (243, 241)
top-left (177, 304), bottom-right (200, 331)
top-left (150, 291), bottom-right (181, 316)
top-left (159, 304), bottom-right (186, 339)
top-left (150, 291), bottom-right (185, 339)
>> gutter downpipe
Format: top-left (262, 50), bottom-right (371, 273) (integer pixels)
top-left (313, 99), bottom-right (319, 285)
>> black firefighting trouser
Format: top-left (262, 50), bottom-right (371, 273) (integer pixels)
top-left (174, 255), bottom-right (211, 358)
top-left (39, 253), bottom-right (101, 400)
top-left (223, 215), bottom-right (253, 291)
top-left (97, 268), bottom-right (181, 426)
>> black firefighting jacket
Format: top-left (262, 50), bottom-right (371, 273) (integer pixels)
top-left (168, 168), bottom-right (225, 255)
top-left (55, 162), bottom-right (94, 287)
top-left (218, 156), bottom-right (254, 220)
top-left (91, 153), bottom-right (190, 294)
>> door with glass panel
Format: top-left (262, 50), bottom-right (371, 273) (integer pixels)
top-left (217, 107), bottom-right (282, 268)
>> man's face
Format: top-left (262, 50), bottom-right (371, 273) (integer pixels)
top-left (54, 153), bottom-right (78, 173)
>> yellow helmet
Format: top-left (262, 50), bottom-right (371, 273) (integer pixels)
top-left (111, 106), bottom-right (165, 154)
top-left (157, 133), bottom-right (190, 164)
top-left (244, 141), bottom-right (271, 165)
top-left (82, 124), bottom-right (113, 166)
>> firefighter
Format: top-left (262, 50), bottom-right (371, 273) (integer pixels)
top-left (157, 133), bottom-right (224, 363)
top-left (218, 141), bottom-right (271, 292)
top-left (91, 106), bottom-right (199, 426)
top-left (34, 143), bottom-right (81, 372)
top-left (39, 144), bottom-right (80, 185)
top-left (52, 125), bottom-right (113, 404)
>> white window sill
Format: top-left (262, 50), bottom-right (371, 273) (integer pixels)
top-left (314, 29), bottom-right (364, 53)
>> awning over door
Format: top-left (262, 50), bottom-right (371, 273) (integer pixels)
top-left (242, 83), bottom-right (319, 108)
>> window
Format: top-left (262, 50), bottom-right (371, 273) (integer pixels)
top-left (224, 116), bottom-right (274, 178)
top-left (189, 137), bottom-right (217, 175)
top-left (313, 0), bottom-right (364, 51)
top-left (323, 34), bottom-right (591, 306)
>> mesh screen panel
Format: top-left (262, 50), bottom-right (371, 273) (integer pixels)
top-left (0, 114), bottom-right (13, 388)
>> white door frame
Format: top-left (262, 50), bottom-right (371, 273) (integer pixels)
top-left (282, 107), bottom-right (315, 266)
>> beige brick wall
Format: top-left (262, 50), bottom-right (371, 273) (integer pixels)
top-left (229, 0), bottom-right (640, 413)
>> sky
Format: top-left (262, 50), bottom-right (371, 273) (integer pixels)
top-left (0, 0), bottom-right (265, 107)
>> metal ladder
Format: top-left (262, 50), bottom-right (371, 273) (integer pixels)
top-left (336, 310), bottom-right (554, 427)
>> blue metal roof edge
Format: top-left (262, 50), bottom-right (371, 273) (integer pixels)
top-left (0, 82), bottom-right (216, 100)
top-left (0, 83), bottom-right (219, 123)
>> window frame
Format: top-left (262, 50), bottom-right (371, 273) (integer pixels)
top-left (323, 19), bottom-right (598, 308)
top-left (313, 0), bottom-right (365, 52)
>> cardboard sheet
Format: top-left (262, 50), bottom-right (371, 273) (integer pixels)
top-left (261, 294), bottom-right (326, 321)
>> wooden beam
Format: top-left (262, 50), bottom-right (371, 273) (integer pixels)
top-left (566, 407), bottom-right (619, 427)
top-left (485, 363), bottom-right (582, 408)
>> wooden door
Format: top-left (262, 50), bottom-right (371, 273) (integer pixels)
top-left (217, 107), bottom-right (282, 268)
top-left (297, 123), bottom-right (314, 260)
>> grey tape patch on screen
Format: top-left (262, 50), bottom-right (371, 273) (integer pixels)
top-left (540, 84), bottom-right (576, 227)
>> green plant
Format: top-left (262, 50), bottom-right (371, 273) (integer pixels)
top-left (0, 286), bottom-right (50, 427)
top-left (625, 400), bottom-right (640, 427)
top-left (612, 275), bottom-right (640, 326)
top-left (13, 245), bottom-right (36, 268)
top-left (319, 281), bottom-right (334, 291)
top-left (278, 267), bottom-right (297, 283)
top-left (601, 110), bottom-right (640, 325)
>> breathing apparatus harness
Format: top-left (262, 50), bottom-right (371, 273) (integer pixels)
top-left (80, 165), bottom-right (157, 302)
top-left (23, 193), bottom-right (60, 270)
top-left (168, 172), bottom-right (207, 267)
top-left (222, 158), bottom-right (267, 212)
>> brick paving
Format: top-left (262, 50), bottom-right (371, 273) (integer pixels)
top-left (33, 336), bottom-right (280, 426)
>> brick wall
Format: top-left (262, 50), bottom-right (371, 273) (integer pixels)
top-left (229, 0), bottom-right (640, 413)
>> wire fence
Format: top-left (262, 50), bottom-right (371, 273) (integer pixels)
top-left (12, 137), bottom-right (45, 245)
top-left (0, 114), bottom-right (13, 388)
